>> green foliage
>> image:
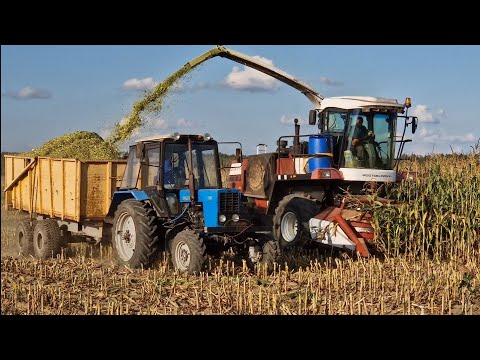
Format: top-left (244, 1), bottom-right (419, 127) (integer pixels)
top-left (22, 131), bottom-right (121, 160)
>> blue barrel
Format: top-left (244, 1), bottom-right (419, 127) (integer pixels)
top-left (308, 135), bottom-right (333, 172)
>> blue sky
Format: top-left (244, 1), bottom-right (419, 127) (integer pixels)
top-left (1, 45), bottom-right (479, 156)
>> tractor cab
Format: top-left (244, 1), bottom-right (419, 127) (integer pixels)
top-left (121, 133), bottom-right (220, 191)
top-left (116, 133), bottom-right (253, 231)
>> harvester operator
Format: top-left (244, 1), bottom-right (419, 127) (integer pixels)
top-left (351, 117), bottom-right (375, 161)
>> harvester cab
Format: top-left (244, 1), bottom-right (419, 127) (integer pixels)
top-left (309, 96), bottom-right (418, 186)
top-left (108, 133), bottom-right (275, 273)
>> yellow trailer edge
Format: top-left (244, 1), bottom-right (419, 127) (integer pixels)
top-left (4, 155), bottom-right (127, 223)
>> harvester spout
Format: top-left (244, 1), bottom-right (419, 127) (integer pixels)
top-left (179, 45), bottom-right (324, 109)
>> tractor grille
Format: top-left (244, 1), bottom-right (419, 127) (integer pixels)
top-left (219, 192), bottom-right (241, 213)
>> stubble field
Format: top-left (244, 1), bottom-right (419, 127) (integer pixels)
top-left (1, 150), bottom-right (479, 315)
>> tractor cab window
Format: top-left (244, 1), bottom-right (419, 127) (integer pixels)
top-left (164, 144), bottom-right (187, 189)
top-left (120, 146), bottom-right (141, 189)
top-left (164, 142), bottom-right (221, 189)
top-left (344, 110), bottom-right (397, 169)
top-left (145, 145), bottom-right (160, 187)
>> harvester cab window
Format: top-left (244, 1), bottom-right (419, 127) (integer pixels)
top-left (325, 112), bottom-right (346, 133)
top-left (371, 113), bottom-right (396, 169)
top-left (344, 111), bottom-right (397, 170)
top-left (321, 110), bottom-right (347, 166)
top-left (346, 112), bottom-right (375, 168)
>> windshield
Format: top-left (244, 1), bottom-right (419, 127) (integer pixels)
top-left (164, 142), bottom-right (220, 189)
top-left (344, 109), bottom-right (397, 169)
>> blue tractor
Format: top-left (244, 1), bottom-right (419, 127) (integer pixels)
top-left (104, 133), bottom-right (278, 274)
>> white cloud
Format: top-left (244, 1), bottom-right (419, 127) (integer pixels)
top-left (145, 116), bottom-right (169, 131)
top-left (319, 76), bottom-right (343, 86)
top-left (436, 108), bottom-right (447, 118)
top-left (417, 128), bottom-right (476, 144)
top-left (122, 77), bottom-right (158, 91)
top-left (196, 81), bottom-right (210, 90)
top-left (176, 118), bottom-right (193, 128)
top-left (411, 104), bottom-right (441, 124)
top-left (279, 115), bottom-right (308, 126)
top-left (3, 86), bottom-right (51, 99)
top-left (224, 56), bottom-right (281, 92)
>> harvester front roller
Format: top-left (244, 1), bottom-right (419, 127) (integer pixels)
top-left (308, 197), bottom-right (377, 257)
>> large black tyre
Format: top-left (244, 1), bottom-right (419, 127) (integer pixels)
top-left (33, 219), bottom-right (62, 260)
top-left (112, 200), bottom-right (159, 268)
top-left (15, 219), bottom-right (34, 256)
top-left (260, 239), bottom-right (282, 274)
top-left (169, 229), bottom-right (206, 275)
top-left (273, 194), bottom-right (322, 249)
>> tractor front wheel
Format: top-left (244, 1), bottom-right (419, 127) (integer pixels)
top-left (169, 229), bottom-right (206, 275)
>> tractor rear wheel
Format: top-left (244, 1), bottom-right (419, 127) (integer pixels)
top-left (273, 194), bottom-right (322, 249)
top-left (15, 219), bottom-right (34, 257)
top-left (169, 229), bottom-right (206, 275)
top-left (33, 219), bottom-right (62, 260)
top-left (112, 200), bottom-right (159, 268)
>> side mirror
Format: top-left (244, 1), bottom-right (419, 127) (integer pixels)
top-left (235, 148), bottom-right (243, 163)
top-left (411, 117), bottom-right (418, 134)
top-left (135, 142), bottom-right (145, 159)
top-left (308, 110), bottom-right (317, 125)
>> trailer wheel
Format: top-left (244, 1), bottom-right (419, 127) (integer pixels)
top-left (112, 200), bottom-right (159, 269)
top-left (15, 219), bottom-right (34, 256)
top-left (33, 219), bottom-right (62, 260)
top-left (260, 238), bottom-right (282, 274)
top-left (273, 194), bottom-right (321, 249)
top-left (169, 229), bottom-right (206, 275)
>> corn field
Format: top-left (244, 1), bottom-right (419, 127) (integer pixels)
top-left (372, 149), bottom-right (479, 262)
top-left (1, 149), bottom-right (479, 315)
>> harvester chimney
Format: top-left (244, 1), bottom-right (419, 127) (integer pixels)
top-left (294, 118), bottom-right (300, 153)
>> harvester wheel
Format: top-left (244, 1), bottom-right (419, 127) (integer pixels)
top-left (260, 238), bottom-right (282, 274)
top-left (33, 219), bottom-right (62, 260)
top-left (112, 200), bottom-right (159, 268)
top-left (15, 219), bottom-right (34, 257)
top-left (273, 194), bottom-right (322, 249)
top-left (169, 229), bottom-right (206, 275)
